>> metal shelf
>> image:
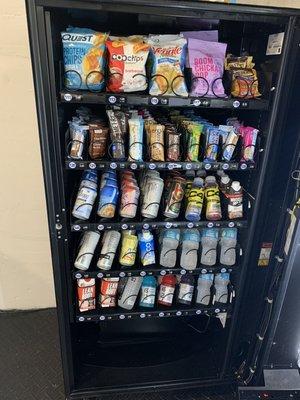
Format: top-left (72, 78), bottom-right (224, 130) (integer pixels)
top-left (71, 219), bottom-right (248, 232)
top-left (60, 90), bottom-right (269, 110)
top-left (72, 265), bottom-right (236, 279)
top-left (65, 160), bottom-right (255, 172)
top-left (76, 304), bottom-right (231, 322)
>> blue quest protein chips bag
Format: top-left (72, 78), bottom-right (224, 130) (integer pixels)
top-left (61, 27), bottom-right (108, 91)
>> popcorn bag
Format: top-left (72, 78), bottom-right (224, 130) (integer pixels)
top-left (61, 27), bottom-right (108, 91)
top-left (181, 31), bottom-right (219, 67)
top-left (188, 38), bottom-right (227, 98)
top-left (147, 35), bottom-right (188, 97)
top-left (106, 36), bottom-right (150, 93)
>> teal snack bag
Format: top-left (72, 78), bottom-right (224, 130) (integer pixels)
top-left (61, 27), bottom-right (108, 91)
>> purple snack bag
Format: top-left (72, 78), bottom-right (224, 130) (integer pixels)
top-left (181, 30), bottom-right (219, 42)
top-left (188, 38), bottom-right (227, 98)
top-left (182, 31), bottom-right (219, 67)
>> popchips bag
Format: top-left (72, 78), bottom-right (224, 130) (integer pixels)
top-left (106, 36), bottom-right (149, 93)
top-left (61, 27), bottom-right (108, 91)
top-left (188, 38), bottom-right (227, 97)
top-left (147, 35), bottom-right (188, 97)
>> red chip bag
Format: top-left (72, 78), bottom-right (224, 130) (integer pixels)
top-left (106, 36), bottom-right (149, 93)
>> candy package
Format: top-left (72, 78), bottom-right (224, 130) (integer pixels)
top-left (188, 38), bottom-right (227, 98)
top-left (144, 118), bottom-right (156, 158)
top-left (204, 126), bottom-right (220, 162)
top-left (88, 121), bottom-right (109, 160)
top-left (165, 124), bottom-right (181, 161)
top-left (61, 28), bottom-right (108, 91)
top-left (68, 118), bottom-right (89, 159)
top-left (240, 126), bottom-right (258, 162)
top-left (219, 125), bottom-right (239, 162)
top-left (106, 109), bottom-right (126, 160)
top-left (128, 117), bottom-right (144, 161)
top-left (149, 124), bottom-right (165, 161)
top-left (147, 35), bottom-right (188, 97)
top-left (186, 123), bottom-right (202, 162)
top-left (106, 36), bottom-right (149, 93)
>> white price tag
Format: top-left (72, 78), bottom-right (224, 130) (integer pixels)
top-left (266, 32), bottom-right (284, 56)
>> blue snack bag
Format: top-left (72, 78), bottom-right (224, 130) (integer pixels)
top-left (61, 27), bottom-right (108, 91)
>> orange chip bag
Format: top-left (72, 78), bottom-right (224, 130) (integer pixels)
top-left (106, 35), bottom-right (149, 93)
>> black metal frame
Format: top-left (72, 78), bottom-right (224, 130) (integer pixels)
top-left (221, 15), bottom-right (299, 379)
top-left (33, 0), bottom-right (299, 21)
top-left (26, 1), bottom-right (75, 394)
top-left (249, 26), bottom-right (300, 380)
top-left (60, 89), bottom-right (270, 110)
top-left (26, 0), bottom-right (300, 398)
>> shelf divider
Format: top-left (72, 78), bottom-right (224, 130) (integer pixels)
top-left (76, 304), bottom-right (231, 322)
top-left (60, 90), bottom-right (269, 111)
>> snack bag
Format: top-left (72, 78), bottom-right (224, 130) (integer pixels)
top-left (181, 31), bottom-right (219, 42)
top-left (181, 31), bottom-right (219, 68)
top-left (225, 55), bottom-right (255, 70)
top-left (188, 38), bottom-right (227, 98)
top-left (147, 35), bottom-right (188, 97)
top-left (231, 68), bottom-right (260, 98)
top-left (61, 28), bottom-right (107, 91)
top-left (225, 54), bottom-right (261, 98)
top-left (106, 36), bottom-right (149, 92)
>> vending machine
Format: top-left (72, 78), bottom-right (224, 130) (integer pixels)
top-left (26, 1), bottom-right (300, 399)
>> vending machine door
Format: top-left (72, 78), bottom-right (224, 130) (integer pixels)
top-left (239, 213), bottom-right (300, 399)
top-left (238, 24), bottom-right (300, 399)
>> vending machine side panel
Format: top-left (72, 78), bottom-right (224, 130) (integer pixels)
top-left (26, 0), bottom-right (75, 396)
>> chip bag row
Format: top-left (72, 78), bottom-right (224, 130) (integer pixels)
top-left (62, 28), bottom-right (257, 99)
